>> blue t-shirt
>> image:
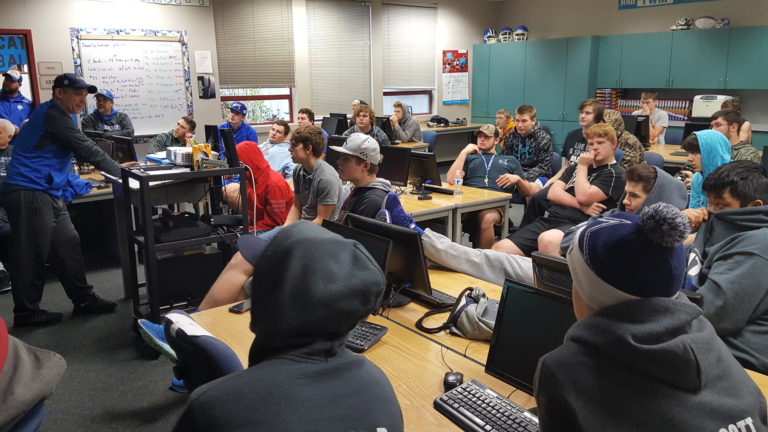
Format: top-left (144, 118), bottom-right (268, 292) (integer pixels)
top-left (462, 153), bottom-right (523, 193)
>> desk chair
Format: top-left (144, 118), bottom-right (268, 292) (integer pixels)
top-left (644, 151), bottom-right (665, 169)
top-left (551, 151), bottom-right (561, 174)
top-left (615, 148), bottom-right (624, 165)
top-left (531, 251), bottom-right (572, 296)
top-left (422, 130), bottom-right (437, 153)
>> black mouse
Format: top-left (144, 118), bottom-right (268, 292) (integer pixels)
top-left (443, 371), bottom-right (464, 392)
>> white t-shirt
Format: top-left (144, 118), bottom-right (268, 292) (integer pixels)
top-left (632, 108), bottom-right (669, 145)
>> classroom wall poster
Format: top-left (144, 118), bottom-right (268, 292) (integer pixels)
top-left (442, 50), bottom-right (468, 105)
top-left (618, 0), bottom-right (713, 10)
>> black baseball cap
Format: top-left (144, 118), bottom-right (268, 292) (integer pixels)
top-left (52, 73), bottom-right (97, 94)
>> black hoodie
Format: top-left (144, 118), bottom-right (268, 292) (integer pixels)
top-left (535, 296), bottom-right (767, 432)
top-left (174, 222), bottom-right (404, 432)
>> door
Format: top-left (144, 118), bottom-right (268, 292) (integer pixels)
top-left (726, 26), bottom-right (768, 89)
top-left (596, 35), bottom-right (622, 88)
top-left (523, 38), bottom-right (567, 121)
top-left (620, 32), bottom-right (673, 89)
top-left (670, 29), bottom-right (730, 89)
top-left (471, 43), bottom-right (491, 120)
top-left (563, 36), bottom-right (598, 122)
top-left (487, 42), bottom-right (527, 117)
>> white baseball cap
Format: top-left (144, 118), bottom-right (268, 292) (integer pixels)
top-left (329, 133), bottom-right (382, 165)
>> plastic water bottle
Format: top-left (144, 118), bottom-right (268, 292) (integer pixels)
top-left (453, 170), bottom-right (463, 196)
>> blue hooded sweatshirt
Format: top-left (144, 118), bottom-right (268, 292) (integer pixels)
top-left (689, 129), bottom-right (731, 209)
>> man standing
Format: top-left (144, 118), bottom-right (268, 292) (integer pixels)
top-left (710, 109), bottom-right (761, 164)
top-left (148, 116), bottom-right (196, 154)
top-left (284, 125), bottom-right (343, 225)
top-left (388, 101), bottom-right (422, 143)
top-left (80, 89), bottom-right (134, 138)
top-left (0, 70), bottom-right (33, 137)
top-left (1, 73), bottom-right (137, 327)
top-left (632, 91), bottom-right (668, 146)
top-left (218, 101), bottom-right (257, 154)
top-left (259, 120), bottom-right (296, 179)
top-left (500, 105), bottom-right (551, 182)
top-left (343, 104), bottom-right (391, 148)
top-left (447, 124), bottom-right (530, 249)
top-left (496, 109), bottom-right (515, 150)
top-left (329, 133), bottom-right (392, 222)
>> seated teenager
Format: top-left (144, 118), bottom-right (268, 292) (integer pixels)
top-left (680, 129), bottom-right (732, 209)
top-left (222, 141), bottom-right (294, 232)
top-left (492, 123), bottom-right (625, 257)
top-left (446, 124), bottom-right (531, 249)
top-left (259, 120), bottom-right (297, 179)
top-left (604, 109), bottom-right (644, 170)
top-left (218, 101), bottom-right (258, 155)
top-left (172, 222), bottom-right (404, 432)
top-left (329, 133), bottom-right (391, 222)
top-left (499, 104), bottom-right (551, 182)
top-left (284, 125), bottom-right (343, 225)
top-left (683, 160), bottom-right (768, 374)
top-left (710, 109), bottom-right (761, 164)
top-left (342, 104), bottom-right (391, 148)
top-left (389, 101), bottom-right (422, 143)
top-left (535, 203), bottom-right (768, 431)
top-left (148, 116), bottom-right (196, 154)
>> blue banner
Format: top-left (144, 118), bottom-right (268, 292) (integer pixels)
top-left (0, 36), bottom-right (27, 69)
top-left (619, 0), bottom-right (713, 9)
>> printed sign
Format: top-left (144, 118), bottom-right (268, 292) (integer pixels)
top-left (442, 50), bottom-right (469, 105)
top-left (0, 35), bottom-right (27, 69)
top-left (619, 0), bottom-right (713, 9)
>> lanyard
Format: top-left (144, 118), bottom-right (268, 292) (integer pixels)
top-left (481, 153), bottom-right (496, 186)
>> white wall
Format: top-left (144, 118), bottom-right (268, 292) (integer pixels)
top-left (498, 0), bottom-right (768, 39)
top-left (0, 0), bottom-right (223, 138)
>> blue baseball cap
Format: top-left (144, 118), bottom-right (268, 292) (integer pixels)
top-left (3, 70), bottom-right (22, 83)
top-left (229, 101), bottom-right (247, 116)
top-left (96, 89), bottom-right (114, 101)
top-left (53, 73), bottom-right (97, 94)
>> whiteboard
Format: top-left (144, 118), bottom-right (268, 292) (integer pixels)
top-left (78, 38), bottom-right (191, 136)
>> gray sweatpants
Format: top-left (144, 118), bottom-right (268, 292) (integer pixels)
top-left (422, 229), bottom-right (534, 287)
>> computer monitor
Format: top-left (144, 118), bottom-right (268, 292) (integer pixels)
top-left (345, 213), bottom-right (435, 309)
top-left (321, 117), bottom-right (342, 136)
top-left (219, 128), bottom-right (240, 167)
top-left (110, 135), bottom-right (138, 163)
top-left (83, 129), bottom-right (104, 140)
top-left (329, 113), bottom-right (350, 133)
top-left (378, 145), bottom-right (411, 187)
top-left (325, 135), bottom-right (347, 172)
top-left (485, 279), bottom-right (576, 395)
top-left (94, 138), bottom-right (113, 158)
top-left (321, 219), bottom-right (391, 273)
top-left (683, 121), bottom-right (711, 142)
top-left (408, 151), bottom-right (442, 186)
top-left (531, 251), bottom-right (573, 297)
top-left (622, 114), bottom-right (650, 145)
top-left (204, 125), bottom-right (220, 146)
top-left (375, 116), bottom-right (397, 143)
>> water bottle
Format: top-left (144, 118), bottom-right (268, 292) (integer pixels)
top-left (453, 170), bottom-right (463, 196)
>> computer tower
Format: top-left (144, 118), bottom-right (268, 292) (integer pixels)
top-left (156, 249), bottom-right (225, 307)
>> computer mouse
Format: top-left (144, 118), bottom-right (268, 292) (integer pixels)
top-left (443, 371), bottom-right (464, 392)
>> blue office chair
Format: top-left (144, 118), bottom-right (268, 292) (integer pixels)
top-left (615, 149), bottom-right (624, 165)
top-left (422, 130), bottom-right (437, 153)
top-left (644, 151), bottom-right (665, 169)
top-left (665, 128), bottom-right (683, 145)
top-left (551, 151), bottom-right (562, 174)
top-left (164, 310), bottom-right (244, 391)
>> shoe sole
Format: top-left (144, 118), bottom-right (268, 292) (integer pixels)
top-left (137, 321), bottom-right (178, 362)
top-left (13, 315), bottom-right (63, 328)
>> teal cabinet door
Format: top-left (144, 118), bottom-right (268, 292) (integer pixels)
top-left (670, 30), bottom-right (730, 89)
top-left (726, 26), bottom-right (768, 89)
top-left (523, 38), bottom-right (567, 121)
top-left (487, 42), bottom-right (527, 117)
top-left (471, 44), bottom-right (491, 118)
top-left (596, 35), bottom-right (622, 88)
top-left (564, 37), bottom-right (598, 122)
top-left (750, 132), bottom-right (768, 152)
top-left (620, 32), bottom-right (673, 89)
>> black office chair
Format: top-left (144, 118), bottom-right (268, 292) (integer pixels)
top-left (531, 251), bottom-right (573, 297)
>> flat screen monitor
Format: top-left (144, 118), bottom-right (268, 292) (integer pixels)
top-left (329, 113), bottom-right (350, 133)
top-left (683, 121), bottom-right (711, 142)
top-left (408, 151), bottom-right (442, 186)
top-left (204, 125), bottom-right (220, 146)
top-left (345, 213), bottom-right (434, 309)
top-left (325, 135), bottom-right (347, 172)
top-left (622, 114), bottom-right (650, 145)
top-left (321, 117), bottom-right (342, 136)
top-left (378, 145), bottom-right (411, 187)
top-left (375, 116), bottom-right (397, 143)
top-left (110, 135), bottom-right (138, 163)
top-left (485, 279), bottom-right (576, 395)
top-left (321, 219), bottom-right (391, 274)
top-left (83, 129), bottom-right (104, 140)
top-left (94, 138), bottom-right (113, 158)
top-left (219, 128), bottom-right (240, 168)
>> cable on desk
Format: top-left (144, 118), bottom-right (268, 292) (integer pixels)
top-left (440, 346), bottom-right (455, 372)
top-left (463, 340), bottom-right (478, 357)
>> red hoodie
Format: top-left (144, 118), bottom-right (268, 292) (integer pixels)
top-left (236, 141), bottom-right (294, 230)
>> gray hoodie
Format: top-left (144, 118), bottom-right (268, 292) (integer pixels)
top-left (560, 166), bottom-right (688, 253)
top-left (686, 205), bottom-right (768, 374)
top-left (535, 295), bottom-right (768, 432)
top-left (392, 108), bottom-right (422, 143)
top-left (339, 177), bottom-right (392, 223)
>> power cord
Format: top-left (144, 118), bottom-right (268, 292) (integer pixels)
top-left (439, 346), bottom-right (455, 373)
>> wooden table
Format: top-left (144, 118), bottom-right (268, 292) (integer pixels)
top-left (395, 141), bottom-right (429, 152)
top-left (647, 143), bottom-right (689, 167)
top-left (73, 171), bottom-right (114, 203)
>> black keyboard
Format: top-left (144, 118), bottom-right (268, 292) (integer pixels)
top-left (423, 184), bottom-right (455, 195)
top-left (435, 379), bottom-right (539, 432)
top-left (345, 320), bottom-right (388, 353)
top-left (403, 287), bottom-right (457, 307)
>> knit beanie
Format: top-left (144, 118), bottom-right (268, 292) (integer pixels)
top-left (566, 203), bottom-right (690, 310)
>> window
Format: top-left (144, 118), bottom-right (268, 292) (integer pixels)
top-left (0, 29), bottom-right (39, 104)
top-left (383, 90), bottom-right (433, 116)
top-left (306, 0), bottom-right (371, 116)
top-left (214, 0), bottom-right (294, 124)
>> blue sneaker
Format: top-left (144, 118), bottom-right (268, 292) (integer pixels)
top-left (137, 319), bottom-right (177, 362)
top-left (170, 378), bottom-right (189, 393)
top-left (377, 191), bottom-right (424, 235)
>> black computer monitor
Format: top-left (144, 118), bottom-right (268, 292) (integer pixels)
top-left (378, 145), bottom-right (411, 187)
top-left (83, 129), bottom-right (104, 140)
top-left (683, 121), bottom-right (711, 142)
top-left (219, 128), bottom-right (240, 167)
top-left (330, 113), bottom-right (350, 133)
top-left (94, 138), bottom-right (113, 158)
top-left (622, 114), bottom-right (650, 144)
top-left (408, 151), bottom-right (442, 186)
top-left (321, 117), bottom-right (342, 136)
top-left (325, 135), bottom-right (347, 171)
top-left (110, 135), bottom-right (138, 163)
top-left (485, 279), bottom-right (576, 395)
top-left (204, 125), bottom-right (220, 146)
top-left (375, 116), bottom-right (397, 143)
top-left (321, 219), bottom-right (391, 273)
top-left (345, 213), bottom-right (434, 309)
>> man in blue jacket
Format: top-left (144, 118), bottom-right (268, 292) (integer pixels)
top-left (1, 73), bottom-right (136, 327)
top-left (218, 101), bottom-right (257, 157)
top-left (0, 70), bottom-right (33, 137)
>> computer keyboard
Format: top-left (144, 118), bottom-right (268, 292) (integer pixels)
top-left (403, 287), bottom-right (457, 308)
top-left (435, 379), bottom-right (539, 432)
top-left (345, 320), bottom-right (388, 353)
top-left (423, 184), bottom-right (455, 195)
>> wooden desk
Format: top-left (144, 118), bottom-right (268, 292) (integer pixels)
top-left (647, 144), bottom-right (688, 167)
top-left (420, 122), bottom-right (484, 163)
top-left (192, 305), bottom-right (534, 431)
top-left (395, 141), bottom-right (429, 152)
top-left (73, 171), bottom-right (114, 204)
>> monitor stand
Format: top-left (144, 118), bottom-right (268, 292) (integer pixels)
top-left (409, 178), bottom-right (432, 200)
